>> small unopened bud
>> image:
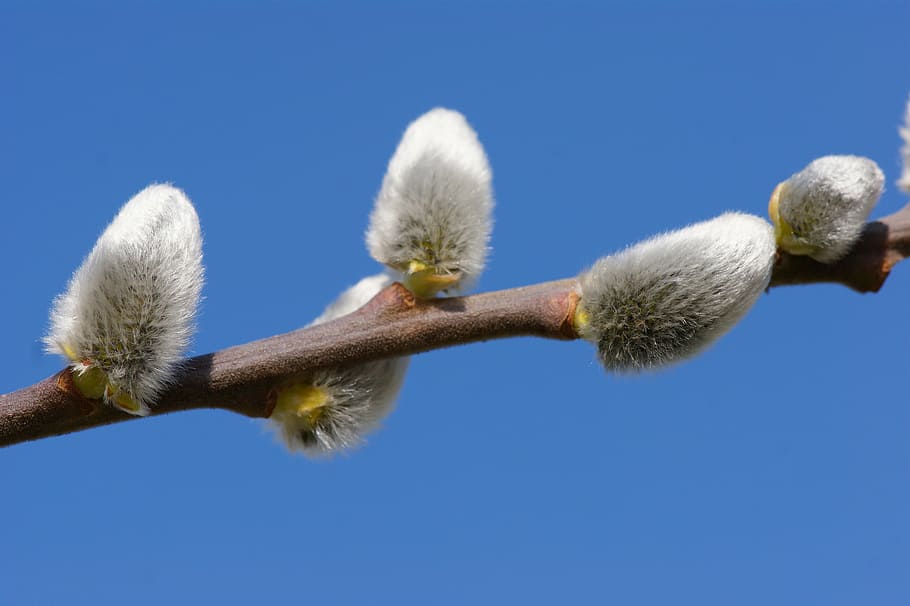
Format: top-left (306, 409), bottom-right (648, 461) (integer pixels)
top-left (270, 274), bottom-right (409, 456)
top-left (768, 155), bottom-right (884, 263)
top-left (45, 184), bottom-right (204, 416)
top-left (366, 108), bottom-right (494, 297)
top-left (900, 97), bottom-right (910, 193)
top-left (575, 212), bottom-right (775, 372)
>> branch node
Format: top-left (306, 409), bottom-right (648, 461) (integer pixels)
top-left (367, 282), bottom-right (416, 316)
top-left (55, 370), bottom-right (97, 417)
top-left (562, 289), bottom-right (582, 340)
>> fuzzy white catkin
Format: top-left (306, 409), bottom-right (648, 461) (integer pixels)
top-left (775, 155), bottom-right (884, 263)
top-left (366, 107), bottom-right (493, 292)
top-left (900, 97), bottom-right (910, 193)
top-left (577, 212), bottom-right (775, 372)
top-left (45, 184), bottom-right (204, 416)
top-left (270, 273), bottom-right (410, 455)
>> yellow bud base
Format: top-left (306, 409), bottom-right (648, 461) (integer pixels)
top-left (105, 385), bottom-right (143, 415)
top-left (61, 343), bottom-right (81, 363)
top-left (768, 182), bottom-right (816, 257)
top-left (274, 383), bottom-right (330, 426)
top-left (404, 261), bottom-right (460, 298)
top-left (573, 303), bottom-right (591, 336)
top-left (71, 365), bottom-right (108, 400)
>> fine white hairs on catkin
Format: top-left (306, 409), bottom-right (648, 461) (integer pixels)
top-left (45, 184), bottom-right (204, 416)
top-left (576, 212), bottom-right (776, 372)
top-left (900, 96), bottom-right (910, 193)
top-left (270, 274), bottom-right (410, 456)
top-left (770, 155), bottom-right (884, 263)
top-left (366, 107), bottom-right (493, 295)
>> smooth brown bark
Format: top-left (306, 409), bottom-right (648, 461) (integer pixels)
top-left (3, 203), bottom-right (909, 448)
top-left (0, 280), bottom-right (578, 446)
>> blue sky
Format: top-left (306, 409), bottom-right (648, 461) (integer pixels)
top-left (2, 1), bottom-right (909, 604)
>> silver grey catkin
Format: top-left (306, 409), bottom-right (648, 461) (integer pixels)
top-left (366, 108), bottom-right (493, 296)
top-left (45, 184), bottom-right (204, 415)
top-left (270, 274), bottom-right (409, 456)
top-left (576, 212), bottom-right (775, 372)
top-left (770, 155), bottom-right (884, 263)
top-left (900, 96), bottom-right (910, 193)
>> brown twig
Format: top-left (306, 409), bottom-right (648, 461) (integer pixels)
top-left (0, 279), bottom-right (578, 446)
top-left (3, 204), bottom-right (909, 448)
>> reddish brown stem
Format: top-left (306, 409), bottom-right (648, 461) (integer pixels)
top-left (0, 279), bottom-right (577, 446)
top-left (3, 204), bottom-right (909, 448)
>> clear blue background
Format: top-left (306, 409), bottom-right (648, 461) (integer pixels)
top-left (2, 1), bottom-right (908, 604)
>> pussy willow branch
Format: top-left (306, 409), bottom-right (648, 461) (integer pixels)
top-left (3, 203), bottom-right (909, 448)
